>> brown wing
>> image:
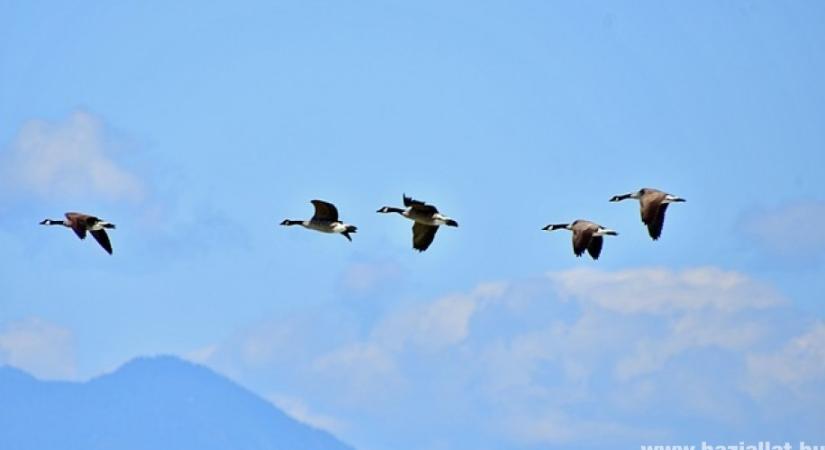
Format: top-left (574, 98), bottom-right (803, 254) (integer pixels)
top-left (572, 227), bottom-right (594, 257)
top-left (90, 229), bottom-right (113, 254)
top-left (404, 195), bottom-right (439, 215)
top-left (310, 200), bottom-right (339, 222)
top-left (587, 236), bottom-right (603, 260)
top-left (639, 191), bottom-right (666, 225)
top-left (64, 212), bottom-right (88, 239)
top-left (412, 222), bottom-right (439, 252)
top-left (646, 203), bottom-right (669, 240)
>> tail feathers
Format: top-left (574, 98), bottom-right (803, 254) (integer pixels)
top-left (102, 223), bottom-right (116, 229)
top-left (445, 219), bottom-right (458, 227)
top-left (346, 225), bottom-right (357, 233)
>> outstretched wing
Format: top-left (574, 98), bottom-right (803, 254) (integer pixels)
top-left (64, 212), bottom-right (88, 239)
top-left (646, 203), bottom-right (669, 240)
top-left (311, 200), bottom-right (339, 222)
top-left (412, 222), bottom-right (439, 252)
top-left (640, 191), bottom-right (665, 225)
top-left (403, 195), bottom-right (438, 214)
top-left (90, 229), bottom-right (113, 254)
top-left (572, 227), bottom-right (594, 257)
top-left (587, 236), bottom-right (603, 260)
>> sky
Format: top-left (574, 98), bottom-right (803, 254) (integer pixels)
top-left (1, 1), bottom-right (824, 449)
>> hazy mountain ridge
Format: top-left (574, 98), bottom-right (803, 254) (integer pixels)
top-left (0, 356), bottom-right (354, 450)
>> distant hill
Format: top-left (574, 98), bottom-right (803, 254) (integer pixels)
top-left (0, 355), bottom-right (354, 450)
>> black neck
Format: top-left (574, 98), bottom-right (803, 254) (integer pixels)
top-left (544, 223), bottom-right (569, 231)
top-left (382, 207), bottom-right (405, 214)
top-left (41, 219), bottom-right (64, 226)
top-left (283, 220), bottom-right (303, 226)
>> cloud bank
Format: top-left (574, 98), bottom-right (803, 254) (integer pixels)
top-left (193, 267), bottom-right (822, 450)
top-left (0, 317), bottom-right (77, 380)
top-left (2, 111), bottom-right (143, 202)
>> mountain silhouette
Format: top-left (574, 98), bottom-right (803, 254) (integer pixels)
top-left (0, 355), bottom-right (354, 450)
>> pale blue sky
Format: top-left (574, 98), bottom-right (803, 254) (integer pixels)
top-left (1, 1), bottom-right (824, 449)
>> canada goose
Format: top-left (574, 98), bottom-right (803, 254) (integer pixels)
top-left (609, 188), bottom-right (685, 240)
top-left (281, 200), bottom-right (357, 241)
top-left (40, 212), bottom-right (116, 254)
top-left (377, 194), bottom-right (458, 252)
top-left (542, 220), bottom-right (618, 260)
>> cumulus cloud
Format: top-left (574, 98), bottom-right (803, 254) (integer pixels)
top-left (372, 282), bottom-right (506, 352)
top-left (192, 266), bottom-right (822, 449)
top-left (268, 393), bottom-right (347, 435)
top-left (747, 321), bottom-right (825, 392)
top-left (0, 317), bottom-right (77, 380)
top-left (505, 412), bottom-right (664, 445)
top-left (550, 266), bottom-right (783, 314)
top-left (2, 111), bottom-right (143, 201)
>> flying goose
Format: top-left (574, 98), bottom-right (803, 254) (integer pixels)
top-left (40, 212), bottom-right (116, 254)
top-left (609, 188), bottom-right (685, 240)
top-left (281, 200), bottom-right (357, 241)
top-left (542, 220), bottom-right (618, 260)
top-left (377, 194), bottom-right (458, 252)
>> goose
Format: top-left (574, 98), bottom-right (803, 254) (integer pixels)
top-left (40, 212), bottom-right (116, 254)
top-left (281, 200), bottom-right (357, 241)
top-left (377, 194), bottom-right (458, 252)
top-left (542, 220), bottom-right (618, 260)
top-left (609, 188), bottom-right (685, 240)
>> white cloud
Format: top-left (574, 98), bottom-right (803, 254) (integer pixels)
top-left (0, 317), bottom-right (77, 380)
top-left (615, 313), bottom-right (765, 380)
top-left (373, 283), bottom-right (506, 352)
top-left (549, 266), bottom-right (783, 314)
top-left (268, 392), bottom-right (347, 435)
top-left (505, 412), bottom-right (664, 445)
top-left (191, 266), bottom-right (822, 449)
top-left (2, 111), bottom-right (143, 201)
top-left (746, 321), bottom-right (825, 392)
top-left (184, 344), bottom-right (218, 364)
